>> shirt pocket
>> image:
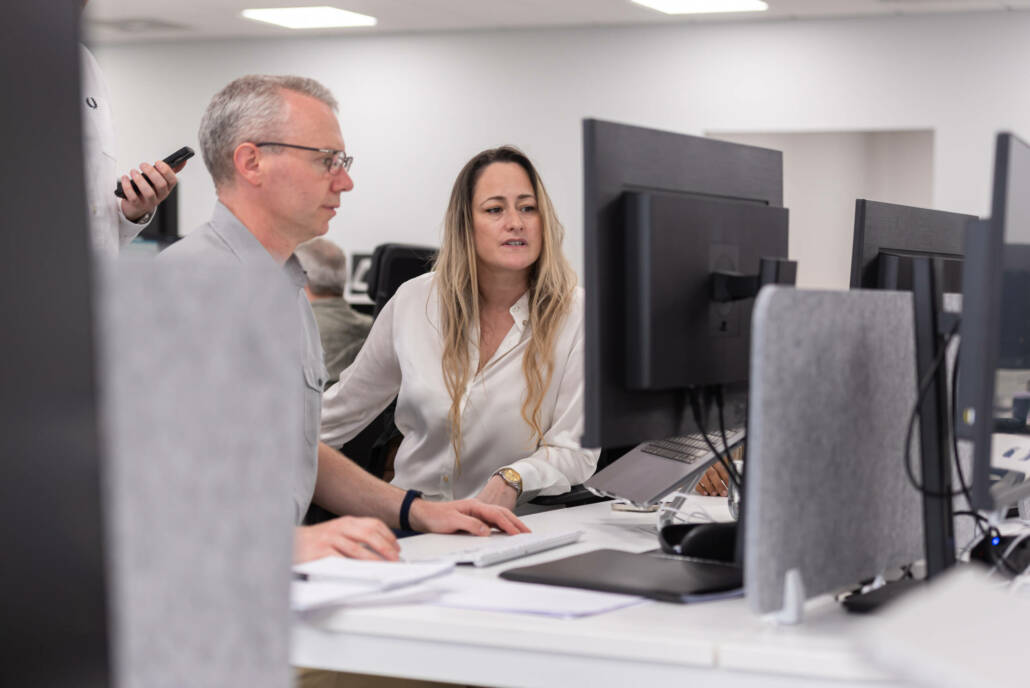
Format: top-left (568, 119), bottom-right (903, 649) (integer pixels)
top-left (302, 361), bottom-right (328, 447)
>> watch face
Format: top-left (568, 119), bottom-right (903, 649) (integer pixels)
top-left (498, 468), bottom-right (522, 494)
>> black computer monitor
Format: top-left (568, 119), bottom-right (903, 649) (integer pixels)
top-left (4, 4), bottom-right (112, 683)
top-left (850, 199), bottom-right (973, 292)
top-left (848, 198), bottom-right (977, 580)
top-left (957, 132), bottom-right (1030, 511)
top-left (582, 118), bottom-right (789, 450)
top-left (139, 184), bottom-right (181, 249)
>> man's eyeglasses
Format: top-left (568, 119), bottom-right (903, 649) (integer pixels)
top-left (254, 142), bottom-right (353, 174)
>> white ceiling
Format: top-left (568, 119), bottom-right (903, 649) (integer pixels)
top-left (84, 0), bottom-right (1030, 44)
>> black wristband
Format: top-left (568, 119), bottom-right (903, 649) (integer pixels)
top-left (399, 489), bottom-right (422, 532)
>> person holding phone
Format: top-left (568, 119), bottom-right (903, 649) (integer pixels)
top-left (80, 0), bottom-right (187, 256)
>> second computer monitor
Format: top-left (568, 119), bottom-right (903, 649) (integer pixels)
top-left (850, 199), bottom-right (973, 293)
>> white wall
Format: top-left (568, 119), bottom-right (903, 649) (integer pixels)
top-left (92, 11), bottom-right (1030, 280)
top-left (712, 130), bottom-right (933, 289)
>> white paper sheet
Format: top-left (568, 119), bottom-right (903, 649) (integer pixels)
top-left (291, 568), bottom-right (645, 616)
top-left (293, 557), bottom-right (454, 589)
top-left (291, 580), bottom-right (446, 612)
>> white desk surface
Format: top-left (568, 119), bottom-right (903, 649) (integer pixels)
top-left (291, 499), bottom-right (907, 688)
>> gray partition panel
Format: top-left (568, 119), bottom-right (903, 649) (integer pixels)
top-left (97, 260), bottom-right (300, 688)
top-left (745, 287), bottom-right (925, 615)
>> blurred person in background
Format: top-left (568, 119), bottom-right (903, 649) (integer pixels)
top-left (294, 238), bottom-right (373, 386)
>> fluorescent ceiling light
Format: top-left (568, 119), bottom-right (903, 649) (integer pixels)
top-left (631, 0), bottom-right (769, 15)
top-left (242, 6), bottom-right (377, 29)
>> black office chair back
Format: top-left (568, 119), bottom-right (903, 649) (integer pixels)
top-left (365, 243), bottom-right (438, 318)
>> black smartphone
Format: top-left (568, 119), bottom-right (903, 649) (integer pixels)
top-left (114, 146), bottom-right (195, 199)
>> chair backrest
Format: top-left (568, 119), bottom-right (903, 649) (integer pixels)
top-left (366, 243), bottom-right (437, 318)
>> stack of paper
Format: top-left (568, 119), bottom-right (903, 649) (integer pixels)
top-left (291, 558), bottom-right (453, 612)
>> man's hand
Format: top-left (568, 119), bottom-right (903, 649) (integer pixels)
top-left (293, 516), bottom-right (400, 564)
top-left (408, 498), bottom-right (530, 537)
top-left (695, 461), bottom-right (730, 497)
top-left (474, 475), bottom-right (518, 510)
top-left (119, 159), bottom-right (185, 222)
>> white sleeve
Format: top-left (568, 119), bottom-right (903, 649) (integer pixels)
top-left (117, 210), bottom-right (151, 247)
top-left (506, 313), bottom-right (600, 497)
top-left (80, 45), bottom-right (152, 253)
top-left (319, 295), bottom-right (403, 448)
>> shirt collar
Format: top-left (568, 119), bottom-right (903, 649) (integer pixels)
top-left (509, 291), bottom-right (531, 334)
top-left (209, 201), bottom-right (306, 289)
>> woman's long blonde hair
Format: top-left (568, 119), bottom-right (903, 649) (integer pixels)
top-left (434, 146), bottom-right (576, 473)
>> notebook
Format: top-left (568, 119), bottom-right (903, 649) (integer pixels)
top-left (500, 548), bottom-right (742, 603)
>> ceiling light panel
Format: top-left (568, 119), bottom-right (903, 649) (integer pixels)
top-left (241, 6), bottom-right (377, 29)
top-left (631, 0), bottom-right (769, 14)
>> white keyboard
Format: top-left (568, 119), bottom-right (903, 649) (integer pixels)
top-left (440, 530), bottom-right (584, 567)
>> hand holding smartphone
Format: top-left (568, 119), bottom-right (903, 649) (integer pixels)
top-left (114, 146), bottom-right (194, 199)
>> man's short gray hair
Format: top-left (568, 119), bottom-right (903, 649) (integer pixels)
top-left (294, 238), bottom-right (348, 297)
top-left (198, 75), bottom-right (338, 188)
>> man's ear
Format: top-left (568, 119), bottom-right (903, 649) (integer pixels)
top-left (233, 142), bottom-right (263, 186)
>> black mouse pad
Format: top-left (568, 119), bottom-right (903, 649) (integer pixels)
top-left (500, 548), bottom-right (742, 603)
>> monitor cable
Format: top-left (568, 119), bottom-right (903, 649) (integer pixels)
top-left (687, 388), bottom-right (741, 490)
top-left (908, 333), bottom-right (1023, 576)
top-left (714, 385), bottom-right (744, 481)
top-left (902, 319), bottom-right (964, 498)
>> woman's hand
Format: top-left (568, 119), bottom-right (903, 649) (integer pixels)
top-left (408, 497), bottom-right (529, 535)
top-left (474, 475), bottom-right (519, 510)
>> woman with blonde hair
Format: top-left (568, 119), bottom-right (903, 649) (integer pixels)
top-left (320, 146), bottom-right (599, 509)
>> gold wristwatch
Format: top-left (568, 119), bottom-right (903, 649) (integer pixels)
top-left (494, 467), bottom-right (523, 498)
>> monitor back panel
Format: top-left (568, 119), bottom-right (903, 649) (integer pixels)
top-left (850, 199), bottom-right (972, 290)
top-left (744, 287), bottom-right (925, 615)
top-left (625, 191), bottom-right (789, 390)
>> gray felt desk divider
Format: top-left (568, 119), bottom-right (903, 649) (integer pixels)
top-left (97, 260), bottom-right (300, 688)
top-left (745, 287), bottom-right (927, 616)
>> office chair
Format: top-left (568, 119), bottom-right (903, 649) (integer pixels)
top-left (365, 243), bottom-right (438, 317)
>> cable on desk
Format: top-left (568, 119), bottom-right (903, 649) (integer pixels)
top-left (655, 490), bottom-right (720, 527)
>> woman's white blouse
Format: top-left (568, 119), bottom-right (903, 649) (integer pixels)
top-left (320, 273), bottom-right (600, 501)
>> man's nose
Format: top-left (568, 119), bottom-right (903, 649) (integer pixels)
top-left (331, 167), bottom-right (354, 192)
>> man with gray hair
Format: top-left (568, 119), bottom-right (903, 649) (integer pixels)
top-left (294, 238), bottom-right (372, 385)
top-left (161, 75), bottom-right (527, 564)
